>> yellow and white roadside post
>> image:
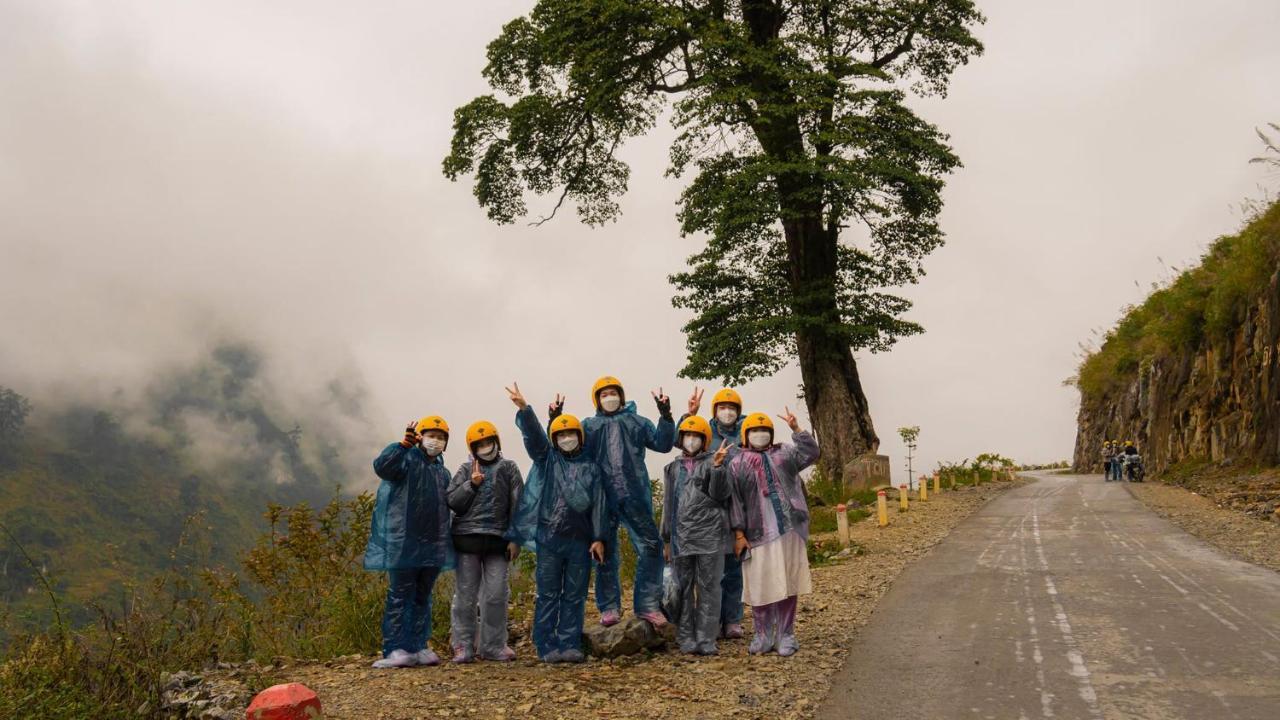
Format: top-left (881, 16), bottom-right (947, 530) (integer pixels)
top-left (836, 503), bottom-right (850, 546)
top-left (919, 476), bottom-right (928, 502)
top-left (877, 490), bottom-right (889, 527)
top-left (899, 484), bottom-right (909, 511)
top-left (933, 472), bottom-right (941, 495)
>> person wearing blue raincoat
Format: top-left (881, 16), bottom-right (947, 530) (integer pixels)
top-left (506, 383), bottom-right (607, 664)
top-left (364, 415), bottom-right (455, 669)
top-left (551, 376), bottom-right (675, 628)
top-left (681, 386), bottom-right (747, 639)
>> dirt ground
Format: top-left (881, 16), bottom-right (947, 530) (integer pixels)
top-left (262, 480), bottom-right (1020, 720)
top-left (1127, 480), bottom-right (1280, 573)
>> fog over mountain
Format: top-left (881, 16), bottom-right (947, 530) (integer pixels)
top-left (3, 0), bottom-right (1278, 485)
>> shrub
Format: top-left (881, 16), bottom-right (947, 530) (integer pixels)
top-left (1075, 200), bottom-right (1280, 398)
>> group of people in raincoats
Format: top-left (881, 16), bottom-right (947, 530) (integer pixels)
top-left (362, 376), bottom-right (820, 667)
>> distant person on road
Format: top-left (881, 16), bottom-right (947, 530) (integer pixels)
top-left (682, 386), bottom-right (747, 640)
top-left (661, 415), bottom-right (733, 655)
top-left (1110, 443), bottom-right (1125, 482)
top-left (365, 416), bottom-right (455, 669)
top-left (1101, 440), bottom-right (1113, 479)
top-left (506, 383), bottom-right (608, 664)
top-left (446, 420), bottom-right (523, 663)
top-left (727, 408), bottom-right (820, 656)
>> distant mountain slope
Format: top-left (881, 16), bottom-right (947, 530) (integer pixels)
top-left (1071, 201), bottom-right (1280, 474)
top-left (0, 342), bottom-right (372, 635)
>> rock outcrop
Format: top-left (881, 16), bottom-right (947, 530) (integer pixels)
top-left (1074, 267), bottom-right (1280, 474)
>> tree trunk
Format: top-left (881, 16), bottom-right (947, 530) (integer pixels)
top-left (781, 215), bottom-right (880, 486)
top-left (739, 0), bottom-right (879, 485)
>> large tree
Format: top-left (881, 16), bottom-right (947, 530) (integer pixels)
top-left (444, 0), bottom-right (983, 484)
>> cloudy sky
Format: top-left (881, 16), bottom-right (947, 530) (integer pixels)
top-left (2, 0), bottom-right (1277, 486)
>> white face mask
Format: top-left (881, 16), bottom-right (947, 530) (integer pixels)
top-left (475, 441), bottom-right (498, 462)
top-left (681, 434), bottom-right (704, 455)
top-left (716, 407), bottom-right (739, 426)
top-left (599, 393), bottom-right (622, 413)
top-left (556, 433), bottom-right (580, 453)
top-left (422, 437), bottom-right (445, 456)
top-left (747, 429), bottom-right (772, 450)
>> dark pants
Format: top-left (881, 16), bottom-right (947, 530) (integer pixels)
top-left (534, 547), bottom-right (591, 657)
top-left (381, 566), bottom-right (441, 656)
top-left (594, 498), bottom-right (664, 615)
top-left (720, 552), bottom-right (744, 625)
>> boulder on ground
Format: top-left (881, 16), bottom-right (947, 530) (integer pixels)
top-left (582, 616), bottom-right (675, 657)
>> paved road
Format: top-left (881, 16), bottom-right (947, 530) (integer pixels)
top-left (818, 473), bottom-right (1280, 720)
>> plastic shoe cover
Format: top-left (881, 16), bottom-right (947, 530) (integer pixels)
top-left (748, 634), bottom-right (773, 654)
top-left (678, 642), bottom-right (699, 654)
top-left (542, 650), bottom-right (564, 664)
top-left (372, 649), bottom-right (418, 669)
top-left (776, 635), bottom-right (799, 657)
top-left (484, 646), bottom-right (516, 662)
top-left (451, 645), bottom-right (475, 664)
top-left (560, 649), bottom-right (585, 663)
top-left (637, 610), bottom-right (668, 628)
top-left (599, 609), bottom-right (621, 627)
top-left (722, 623), bottom-right (744, 639)
top-left (416, 649), bottom-right (442, 666)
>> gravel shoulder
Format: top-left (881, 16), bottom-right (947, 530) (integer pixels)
top-left (269, 480), bottom-right (1021, 720)
top-left (1127, 480), bottom-right (1280, 573)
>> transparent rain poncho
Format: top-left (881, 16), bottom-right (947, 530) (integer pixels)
top-left (447, 457), bottom-right (523, 538)
top-left (660, 452), bottom-right (732, 557)
top-left (583, 400), bottom-right (675, 508)
top-left (506, 406), bottom-right (608, 554)
top-left (727, 431), bottom-right (821, 546)
top-left (364, 442), bottom-right (455, 571)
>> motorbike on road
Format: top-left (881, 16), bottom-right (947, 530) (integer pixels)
top-left (1124, 453), bottom-right (1145, 482)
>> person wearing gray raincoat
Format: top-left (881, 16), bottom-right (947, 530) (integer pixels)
top-left (661, 415), bottom-right (734, 655)
top-left (447, 420), bottom-right (523, 663)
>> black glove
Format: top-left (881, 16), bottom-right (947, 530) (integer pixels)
top-left (655, 394), bottom-right (672, 420)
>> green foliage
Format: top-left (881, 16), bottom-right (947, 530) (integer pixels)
top-left (209, 492), bottom-right (384, 661)
top-left (933, 454), bottom-right (1014, 486)
top-left (808, 505), bottom-right (870, 535)
top-left (805, 464), bottom-right (879, 507)
top-left (0, 387), bottom-right (31, 439)
top-left (1075, 200), bottom-right (1280, 397)
top-left (807, 535), bottom-right (863, 567)
top-left (0, 517), bottom-right (253, 719)
top-left (897, 426), bottom-right (920, 447)
top-left (444, 0), bottom-right (985, 385)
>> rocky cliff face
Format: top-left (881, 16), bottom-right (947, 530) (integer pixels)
top-left (1074, 268), bottom-right (1280, 474)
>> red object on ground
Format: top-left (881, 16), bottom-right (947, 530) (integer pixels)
top-left (245, 683), bottom-right (323, 720)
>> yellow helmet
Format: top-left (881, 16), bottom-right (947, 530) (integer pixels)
top-left (1124, 440), bottom-right (1134, 447)
top-left (591, 375), bottom-right (624, 410)
top-left (678, 415), bottom-right (712, 448)
top-left (466, 420), bottom-right (500, 450)
top-left (549, 413), bottom-right (583, 443)
top-left (711, 388), bottom-right (743, 411)
top-left (415, 416), bottom-right (449, 449)
top-left (740, 412), bottom-right (774, 445)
